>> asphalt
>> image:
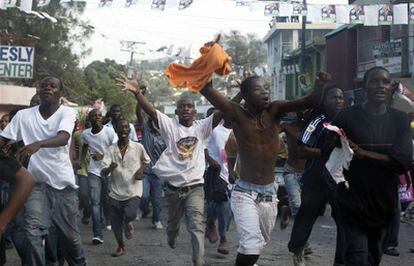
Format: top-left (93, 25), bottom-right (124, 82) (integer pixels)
top-left (5, 202), bottom-right (414, 266)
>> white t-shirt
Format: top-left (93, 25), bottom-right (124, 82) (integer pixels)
top-left (0, 105), bottom-right (77, 190)
top-left (153, 111), bottom-right (213, 187)
top-left (206, 124), bottom-right (232, 183)
top-left (102, 141), bottom-right (151, 201)
top-left (105, 121), bottom-right (138, 142)
top-left (81, 126), bottom-right (118, 177)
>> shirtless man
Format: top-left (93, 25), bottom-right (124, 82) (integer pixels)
top-left (200, 70), bottom-right (329, 265)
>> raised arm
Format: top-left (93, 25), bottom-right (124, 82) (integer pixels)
top-left (200, 82), bottom-right (238, 119)
top-left (116, 74), bottom-right (158, 127)
top-left (271, 71), bottom-right (330, 118)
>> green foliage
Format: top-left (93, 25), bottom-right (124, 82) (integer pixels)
top-left (83, 59), bottom-right (136, 120)
top-left (221, 30), bottom-right (267, 77)
top-left (0, 0), bottom-right (92, 103)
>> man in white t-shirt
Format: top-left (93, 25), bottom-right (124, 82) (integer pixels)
top-left (105, 104), bottom-right (138, 142)
top-left (0, 76), bottom-right (86, 266)
top-left (116, 74), bottom-right (222, 266)
top-left (204, 117), bottom-right (232, 255)
top-left (80, 109), bottom-right (118, 245)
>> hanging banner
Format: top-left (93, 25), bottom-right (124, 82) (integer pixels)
top-left (378, 4), bottom-right (393, 25)
top-left (5, 0), bottom-right (17, 8)
top-left (20, 0), bottom-right (33, 12)
top-left (178, 0), bottom-right (192, 10)
top-left (264, 2), bottom-right (279, 16)
top-left (99, 0), bottom-right (113, 7)
top-left (0, 45), bottom-right (35, 79)
top-left (321, 5), bottom-right (336, 22)
top-left (151, 0), bottom-right (166, 11)
top-left (292, 3), bottom-right (307, 16)
top-left (37, 0), bottom-right (51, 7)
top-left (349, 4), bottom-right (364, 24)
top-left (236, 0), bottom-right (251, 7)
top-left (410, 4), bottom-right (414, 24)
top-left (125, 0), bottom-right (138, 7)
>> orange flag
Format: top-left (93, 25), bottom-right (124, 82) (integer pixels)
top-left (166, 43), bottom-right (232, 92)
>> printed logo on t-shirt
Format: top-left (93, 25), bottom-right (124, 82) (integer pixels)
top-left (176, 137), bottom-right (198, 160)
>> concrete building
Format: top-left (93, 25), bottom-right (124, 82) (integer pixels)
top-left (264, 22), bottom-right (337, 100)
top-left (0, 84), bottom-right (37, 116)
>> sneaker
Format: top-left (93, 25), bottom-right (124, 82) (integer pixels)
top-left (81, 216), bottom-right (90, 225)
top-left (112, 245), bottom-right (125, 257)
top-left (280, 205), bottom-right (290, 230)
top-left (92, 236), bottom-right (104, 245)
top-left (217, 238), bottom-right (230, 255)
top-left (384, 247), bottom-right (399, 256)
top-left (206, 225), bottom-right (219, 243)
top-left (167, 237), bottom-right (176, 249)
top-left (293, 252), bottom-right (305, 266)
top-left (153, 221), bottom-right (164, 229)
top-left (106, 225), bottom-right (112, 231)
top-left (124, 222), bottom-right (134, 239)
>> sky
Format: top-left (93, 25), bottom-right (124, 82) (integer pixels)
top-left (80, 0), bottom-right (348, 66)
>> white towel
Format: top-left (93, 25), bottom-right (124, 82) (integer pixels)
top-left (325, 136), bottom-right (353, 188)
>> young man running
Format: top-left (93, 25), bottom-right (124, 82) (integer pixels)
top-left (101, 119), bottom-right (150, 257)
top-left (0, 76), bottom-right (86, 265)
top-left (81, 109), bottom-right (118, 244)
top-left (116, 74), bottom-right (222, 266)
top-left (200, 70), bottom-right (329, 266)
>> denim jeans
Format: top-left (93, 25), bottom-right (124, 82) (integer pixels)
top-left (88, 173), bottom-right (103, 238)
top-left (109, 197), bottom-right (139, 246)
top-left (140, 174), bottom-right (164, 223)
top-left (77, 175), bottom-right (90, 218)
top-left (283, 166), bottom-right (302, 217)
top-left (166, 185), bottom-right (205, 266)
top-left (206, 199), bottom-right (231, 238)
top-left (341, 222), bottom-right (386, 266)
top-left (288, 185), bottom-right (345, 264)
top-left (24, 184), bottom-right (85, 266)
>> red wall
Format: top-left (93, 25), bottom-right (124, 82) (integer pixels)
top-left (326, 28), bottom-right (358, 91)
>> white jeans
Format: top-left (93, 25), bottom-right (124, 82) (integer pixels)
top-left (231, 189), bottom-right (278, 255)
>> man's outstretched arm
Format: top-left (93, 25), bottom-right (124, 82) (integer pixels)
top-left (0, 167), bottom-right (36, 237)
top-left (116, 74), bottom-right (159, 127)
top-left (271, 71), bottom-right (330, 118)
top-left (200, 82), bottom-right (238, 119)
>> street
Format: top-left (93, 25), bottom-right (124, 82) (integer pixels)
top-left (5, 203), bottom-right (414, 266)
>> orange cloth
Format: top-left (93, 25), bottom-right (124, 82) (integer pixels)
top-left (165, 43), bottom-right (232, 92)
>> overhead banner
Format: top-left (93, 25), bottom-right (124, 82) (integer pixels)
top-left (378, 4), bottom-right (393, 25)
top-left (264, 2), bottom-right (279, 16)
top-left (410, 4), bottom-right (414, 24)
top-left (152, 0), bottom-right (166, 11)
top-left (0, 45), bottom-right (35, 79)
top-left (349, 4), bottom-right (364, 24)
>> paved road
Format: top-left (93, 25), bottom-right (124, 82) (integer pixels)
top-left (5, 203), bottom-right (414, 266)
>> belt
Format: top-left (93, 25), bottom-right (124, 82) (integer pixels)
top-left (167, 183), bottom-right (203, 194)
top-left (233, 185), bottom-right (276, 203)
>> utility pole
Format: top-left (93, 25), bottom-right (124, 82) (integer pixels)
top-left (120, 40), bottom-right (145, 78)
top-left (300, 0), bottom-right (307, 75)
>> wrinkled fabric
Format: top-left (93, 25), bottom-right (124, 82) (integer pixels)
top-left (166, 43), bottom-right (232, 92)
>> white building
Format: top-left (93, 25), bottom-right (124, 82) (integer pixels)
top-left (263, 23), bottom-right (337, 101)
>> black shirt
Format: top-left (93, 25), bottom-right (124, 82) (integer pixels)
top-left (334, 105), bottom-right (413, 228)
top-left (0, 152), bottom-right (21, 183)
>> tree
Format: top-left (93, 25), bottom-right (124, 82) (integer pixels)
top-left (0, 0), bottom-right (93, 105)
top-left (83, 59), bottom-right (137, 120)
top-left (221, 30), bottom-right (267, 78)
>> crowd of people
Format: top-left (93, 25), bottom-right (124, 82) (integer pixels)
top-left (0, 60), bottom-right (413, 266)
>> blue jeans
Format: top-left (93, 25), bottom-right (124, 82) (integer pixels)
top-left (140, 174), bottom-right (164, 223)
top-left (77, 175), bottom-right (91, 218)
top-left (206, 199), bottom-right (231, 238)
top-left (283, 167), bottom-right (302, 217)
top-left (24, 184), bottom-right (85, 266)
top-left (88, 173), bottom-right (103, 238)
